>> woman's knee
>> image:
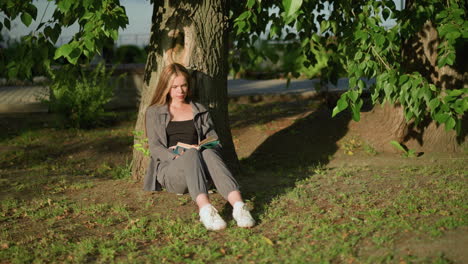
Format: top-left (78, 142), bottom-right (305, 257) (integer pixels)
top-left (201, 148), bottom-right (220, 161)
top-left (183, 148), bottom-right (202, 159)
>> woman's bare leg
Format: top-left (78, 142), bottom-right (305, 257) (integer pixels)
top-left (196, 193), bottom-right (211, 209)
top-left (227, 190), bottom-right (243, 206)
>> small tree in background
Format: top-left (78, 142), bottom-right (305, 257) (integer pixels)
top-left (232, 0), bottom-right (467, 151)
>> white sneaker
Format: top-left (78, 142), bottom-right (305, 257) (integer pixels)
top-left (233, 203), bottom-right (255, 228)
top-left (199, 204), bottom-right (226, 231)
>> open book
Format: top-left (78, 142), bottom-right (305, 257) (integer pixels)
top-left (173, 136), bottom-right (220, 155)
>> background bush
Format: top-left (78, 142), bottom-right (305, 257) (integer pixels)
top-left (229, 40), bottom-right (330, 79)
top-left (47, 62), bottom-right (122, 128)
top-left (115, 45), bottom-right (146, 64)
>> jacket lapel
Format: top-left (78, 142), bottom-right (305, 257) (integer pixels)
top-left (154, 105), bottom-right (170, 147)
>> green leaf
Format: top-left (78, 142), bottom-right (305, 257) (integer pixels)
top-left (358, 80), bottom-right (365, 90)
top-left (21, 12), bottom-right (33, 26)
top-left (351, 99), bottom-right (363, 121)
top-left (390, 140), bottom-right (407, 153)
top-left (355, 30), bottom-right (368, 41)
top-left (44, 26), bottom-right (55, 42)
top-left (428, 98), bottom-right (440, 111)
top-left (382, 8), bottom-right (390, 20)
top-left (283, 0), bottom-right (303, 19)
top-left (383, 82), bottom-right (392, 96)
top-left (404, 109), bottom-right (413, 121)
top-left (445, 52), bottom-right (455, 65)
top-left (269, 24), bottom-right (281, 38)
top-left (348, 90), bottom-right (358, 102)
top-left (51, 24), bottom-right (61, 43)
top-left (434, 111), bottom-right (449, 123)
top-left (447, 89), bottom-right (463, 97)
top-left (82, 12), bottom-right (94, 21)
top-left (332, 96), bottom-right (348, 117)
top-left (4, 18), bottom-right (11, 30)
top-left (452, 99), bottom-right (466, 114)
top-left (437, 56), bottom-right (447, 68)
top-left (375, 34), bottom-right (385, 46)
top-left (57, 0), bottom-right (73, 13)
top-left (349, 76), bottom-right (357, 89)
top-left (247, 0), bottom-right (256, 8)
top-left (236, 21), bottom-right (246, 35)
top-left (27, 3), bottom-right (38, 19)
top-left (445, 117), bottom-right (456, 131)
top-left (83, 0), bottom-right (93, 8)
top-left (354, 51), bottom-right (363, 60)
top-left (54, 43), bottom-right (74, 60)
top-left (110, 30), bottom-right (119, 41)
top-left (236, 11), bottom-right (251, 21)
top-left (320, 20), bottom-right (330, 34)
top-left (84, 38), bottom-right (94, 51)
top-left (446, 31), bottom-right (461, 40)
top-left (398, 75), bottom-right (409, 85)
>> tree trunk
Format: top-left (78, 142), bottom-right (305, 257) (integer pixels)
top-left (132, 0), bottom-right (238, 180)
top-left (352, 13), bottom-right (466, 153)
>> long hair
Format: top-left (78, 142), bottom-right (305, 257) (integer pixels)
top-left (148, 63), bottom-right (191, 107)
top-left (144, 63), bottom-right (191, 137)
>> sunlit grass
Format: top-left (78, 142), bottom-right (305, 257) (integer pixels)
top-left (0, 106), bottom-right (466, 263)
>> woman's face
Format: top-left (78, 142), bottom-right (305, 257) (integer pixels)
top-left (168, 74), bottom-right (188, 103)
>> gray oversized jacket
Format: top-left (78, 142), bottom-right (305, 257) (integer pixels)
top-left (143, 101), bottom-right (219, 191)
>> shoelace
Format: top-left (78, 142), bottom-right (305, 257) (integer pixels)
top-left (210, 207), bottom-right (219, 218)
top-left (236, 205), bottom-right (250, 218)
top-left (202, 206), bottom-right (220, 221)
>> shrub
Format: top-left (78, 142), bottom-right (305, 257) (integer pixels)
top-left (47, 62), bottom-right (122, 128)
top-left (115, 45), bottom-right (146, 64)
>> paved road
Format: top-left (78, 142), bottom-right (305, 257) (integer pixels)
top-left (0, 78), bottom-right (374, 113)
top-left (227, 77), bottom-right (374, 96)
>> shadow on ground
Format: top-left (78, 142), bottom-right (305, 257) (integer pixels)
top-left (231, 102), bottom-right (352, 221)
top-left (0, 111), bottom-right (136, 201)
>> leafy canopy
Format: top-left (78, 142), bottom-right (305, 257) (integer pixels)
top-left (0, 0), bottom-right (128, 79)
top-left (232, 0), bottom-right (467, 133)
top-left (2, 0), bottom-right (466, 133)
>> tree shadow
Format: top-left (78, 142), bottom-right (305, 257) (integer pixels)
top-left (231, 102), bottom-right (352, 222)
top-left (0, 111), bottom-right (136, 201)
top-left (229, 94), bottom-right (327, 130)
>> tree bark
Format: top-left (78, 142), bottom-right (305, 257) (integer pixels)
top-left (132, 0), bottom-right (238, 180)
top-left (352, 12), bottom-right (466, 153)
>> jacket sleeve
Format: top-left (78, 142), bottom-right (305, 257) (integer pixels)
top-left (146, 108), bottom-right (177, 161)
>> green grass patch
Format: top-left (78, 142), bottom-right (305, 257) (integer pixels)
top-left (0, 105), bottom-right (466, 263)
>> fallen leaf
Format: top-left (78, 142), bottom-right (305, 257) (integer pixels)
top-left (262, 236), bottom-right (274, 245)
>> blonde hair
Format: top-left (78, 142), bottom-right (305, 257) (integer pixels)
top-left (148, 63), bottom-right (191, 107)
top-left (144, 63), bottom-right (191, 137)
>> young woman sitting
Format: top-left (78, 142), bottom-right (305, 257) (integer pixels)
top-left (143, 63), bottom-right (255, 231)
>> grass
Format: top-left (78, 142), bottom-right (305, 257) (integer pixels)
top-left (0, 101), bottom-right (467, 263)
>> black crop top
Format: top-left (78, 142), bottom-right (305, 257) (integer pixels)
top-left (166, 119), bottom-right (198, 147)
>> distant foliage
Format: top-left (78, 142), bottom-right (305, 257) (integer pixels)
top-left (231, 0), bottom-right (467, 133)
top-left (115, 45), bottom-right (147, 64)
top-left (0, 0), bottom-right (128, 80)
top-left (47, 63), bottom-right (120, 128)
top-left (230, 39), bottom-right (329, 79)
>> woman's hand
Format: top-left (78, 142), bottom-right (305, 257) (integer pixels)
top-left (169, 146), bottom-right (185, 159)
